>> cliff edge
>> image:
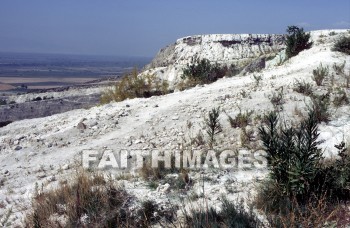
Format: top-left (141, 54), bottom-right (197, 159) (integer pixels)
top-left (143, 34), bottom-right (286, 85)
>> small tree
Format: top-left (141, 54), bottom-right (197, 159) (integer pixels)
top-left (205, 107), bottom-right (222, 149)
top-left (285, 26), bottom-right (313, 58)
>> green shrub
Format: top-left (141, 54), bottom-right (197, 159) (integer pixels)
top-left (311, 92), bottom-right (331, 123)
top-left (259, 108), bottom-right (350, 197)
top-left (255, 179), bottom-right (290, 217)
top-left (258, 109), bottom-right (323, 200)
top-left (269, 87), bottom-right (285, 109)
top-left (312, 63), bottom-right (329, 86)
top-left (257, 109), bottom-right (350, 226)
top-left (333, 88), bottom-right (349, 107)
top-left (227, 63), bottom-right (240, 76)
top-left (285, 26), bottom-right (313, 58)
top-left (322, 142), bottom-right (350, 199)
top-left (293, 80), bottom-right (313, 96)
top-left (332, 36), bottom-right (350, 55)
top-left (181, 58), bottom-right (228, 84)
top-left (256, 142), bottom-right (350, 227)
top-left (333, 142), bottom-right (350, 189)
top-left (225, 109), bottom-right (253, 128)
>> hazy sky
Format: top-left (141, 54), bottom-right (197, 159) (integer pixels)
top-left (0, 0), bottom-right (349, 57)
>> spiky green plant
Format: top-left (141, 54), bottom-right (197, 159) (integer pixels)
top-left (312, 63), bottom-right (329, 86)
top-left (258, 109), bottom-right (323, 201)
top-left (311, 92), bottom-right (331, 123)
top-left (226, 109), bottom-right (253, 128)
top-left (293, 80), bottom-right (313, 96)
top-left (205, 107), bottom-right (222, 149)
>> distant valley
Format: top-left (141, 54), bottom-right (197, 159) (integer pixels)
top-left (0, 52), bottom-right (151, 126)
top-left (0, 52), bottom-right (151, 89)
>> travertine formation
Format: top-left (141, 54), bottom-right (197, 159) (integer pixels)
top-left (144, 34), bottom-right (286, 85)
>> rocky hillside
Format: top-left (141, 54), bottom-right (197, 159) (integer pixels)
top-left (143, 34), bottom-right (286, 86)
top-left (0, 30), bottom-right (349, 226)
top-left (0, 79), bottom-right (120, 124)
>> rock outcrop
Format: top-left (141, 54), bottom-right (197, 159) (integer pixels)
top-left (143, 34), bottom-right (286, 86)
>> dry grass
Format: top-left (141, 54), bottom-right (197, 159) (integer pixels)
top-left (240, 127), bottom-right (255, 148)
top-left (332, 36), bottom-right (350, 55)
top-left (269, 196), bottom-right (347, 227)
top-left (312, 63), bottom-right (329, 86)
top-left (176, 78), bottom-right (202, 91)
top-left (182, 197), bottom-right (262, 227)
top-left (255, 180), bottom-right (349, 227)
top-left (190, 131), bottom-right (206, 147)
top-left (25, 171), bottom-right (131, 227)
top-left (225, 109), bottom-right (253, 128)
top-left (311, 92), bottom-right (331, 123)
top-left (293, 80), bottom-right (313, 96)
top-left (24, 170), bottom-right (173, 227)
top-left (100, 69), bottom-right (170, 104)
top-left (333, 88), bottom-right (349, 107)
top-left (333, 61), bottom-right (350, 88)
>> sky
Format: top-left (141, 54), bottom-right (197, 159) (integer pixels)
top-left (0, 0), bottom-right (349, 57)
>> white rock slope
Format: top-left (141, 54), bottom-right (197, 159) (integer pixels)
top-left (0, 29), bottom-right (349, 226)
top-left (144, 33), bottom-right (286, 85)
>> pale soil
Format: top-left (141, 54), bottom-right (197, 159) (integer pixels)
top-left (0, 83), bottom-right (15, 91)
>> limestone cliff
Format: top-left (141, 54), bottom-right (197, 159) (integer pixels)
top-left (143, 34), bottom-right (286, 86)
